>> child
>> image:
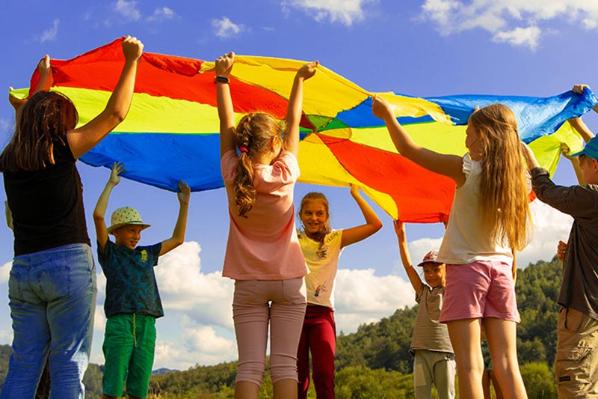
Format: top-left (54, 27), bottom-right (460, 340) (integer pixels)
top-left (0, 36), bottom-right (142, 399)
top-left (93, 163), bottom-right (190, 399)
top-left (215, 52), bottom-right (317, 399)
top-left (373, 98), bottom-right (530, 398)
top-left (394, 221), bottom-right (455, 399)
top-left (297, 186), bottom-right (382, 399)
top-left (521, 85), bottom-right (598, 398)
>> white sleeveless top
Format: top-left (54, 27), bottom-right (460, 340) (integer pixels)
top-left (437, 154), bottom-right (513, 265)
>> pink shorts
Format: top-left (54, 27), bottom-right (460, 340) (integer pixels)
top-left (439, 260), bottom-right (520, 323)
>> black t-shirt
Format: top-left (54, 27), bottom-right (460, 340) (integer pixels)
top-left (3, 141), bottom-right (90, 255)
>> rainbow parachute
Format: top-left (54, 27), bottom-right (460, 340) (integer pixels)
top-left (10, 38), bottom-right (598, 222)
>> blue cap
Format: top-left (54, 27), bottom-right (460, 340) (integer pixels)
top-left (570, 136), bottom-right (598, 159)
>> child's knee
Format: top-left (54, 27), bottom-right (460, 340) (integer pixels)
top-left (270, 355), bottom-right (299, 384)
top-left (236, 361), bottom-right (265, 386)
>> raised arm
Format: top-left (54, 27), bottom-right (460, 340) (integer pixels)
top-left (569, 117), bottom-right (594, 144)
top-left (522, 142), bottom-right (598, 216)
top-left (393, 221), bottom-right (424, 295)
top-left (566, 112), bottom-right (595, 185)
top-left (8, 56), bottom-right (53, 117)
top-left (215, 52), bottom-right (236, 156)
top-left (340, 185), bottom-right (383, 248)
top-left (159, 181), bottom-right (190, 256)
top-left (31, 55), bottom-right (54, 96)
top-left (372, 96), bottom-right (465, 186)
top-left (284, 61), bottom-right (318, 155)
top-left (67, 36), bottom-right (143, 159)
top-left (94, 163), bottom-right (123, 250)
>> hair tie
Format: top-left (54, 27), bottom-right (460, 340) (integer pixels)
top-left (239, 145), bottom-right (249, 154)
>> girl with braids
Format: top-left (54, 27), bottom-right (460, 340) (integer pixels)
top-left (0, 36), bottom-right (143, 399)
top-left (297, 186), bottom-right (381, 399)
top-left (215, 51), bottom-right (317, 399)
top-left (373, 98), bottom-right (530, 399)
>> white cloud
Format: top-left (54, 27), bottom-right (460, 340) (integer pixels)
top-left (114, 0), bottom-right (141, 21)
top-left (154, 318), bottom-right (236, 369)
top-left (0, 328), bottom-right (13, 344)
top-left (334, 268), bottom-right (415, 333)
top-left (283, 0), bottom-right (375, 26)
top-left (155, 242), bottom-right (234, 328)
top-left (492, 25), bottom-right (541, 49)
top-left (147, 6), bottom-right (176, 22)
top-left (0, 261), bottom-right (11, 285)
top-left (38, 19), bottom-right (60, 43)
top-left (212, 17), bottom-right (243, 38)
top-left (420, 1), bottom-right (598, 49)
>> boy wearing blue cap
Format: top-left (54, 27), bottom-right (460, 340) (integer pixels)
top-left (521, 92), bottom-right (598, 398)
top-left (93, 163), bottom-right (190, 399)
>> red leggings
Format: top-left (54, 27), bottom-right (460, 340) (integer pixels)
top-left (297, 304), bottom-right (336, 399)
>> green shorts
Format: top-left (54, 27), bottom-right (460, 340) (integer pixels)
top-left (102, 314), bottom-right (156, 399)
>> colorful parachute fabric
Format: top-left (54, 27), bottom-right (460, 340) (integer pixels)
top-left (11, 38), bottom-right (598, 222)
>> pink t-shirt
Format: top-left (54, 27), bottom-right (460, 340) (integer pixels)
top-left (220, 150), bottom-right (307, 280)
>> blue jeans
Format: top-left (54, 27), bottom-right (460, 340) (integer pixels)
top-left (1, 243), bottom-right (96, 399)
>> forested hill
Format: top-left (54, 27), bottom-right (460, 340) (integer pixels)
top-left (0, 258), bottom-right (562, 398)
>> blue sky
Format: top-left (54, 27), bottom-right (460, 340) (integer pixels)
top-left (0, 0), bottom-right (597, 369)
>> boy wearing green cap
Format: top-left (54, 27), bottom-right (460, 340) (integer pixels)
top-left (93, 163), bottom-right (190, 399)
top-left (522, 101), bottom-right (598, 398)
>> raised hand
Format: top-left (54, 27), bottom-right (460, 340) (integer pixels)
top-left (572, 84), bottom-right (590, 94)
top-left (296, 61), bottom-right (318, 81)
top-left (108, 162), bottom-right (124, 186)
top-left (177, 181), bottom-right (191, 205)
top-left (38, 55), bottom-right (52, 77)
top-left (215, 52), bottom-right (235, 77)
top-left (372, 95), bottom-right (394, 121)
top-left (122, 35), bottom-right (143, 63)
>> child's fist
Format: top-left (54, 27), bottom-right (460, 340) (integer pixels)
top-left (296, 61), bottom-right (318, 81)
top-left (372, 96), bottom-right (394, 121)
top-left (215, 52), bottom-right (235, 77)
top-left (178, 181), bottom-right (191, 204)
top-left (122, 35), bottom-right (143, 62)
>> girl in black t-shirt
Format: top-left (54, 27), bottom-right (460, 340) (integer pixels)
top-left (0, 36), bottom-right (143, 399)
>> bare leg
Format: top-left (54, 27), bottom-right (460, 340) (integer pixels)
top-left (483, 318), bottom-right (527, 399)
top-left (447, 319), bottom-right (484, 399)
top-left (274, 378), bottom-right (298, 399)
top-left (235, 381), bottom-right (259, 399)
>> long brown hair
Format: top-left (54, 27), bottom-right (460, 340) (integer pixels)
top-left (469, 104), bottom-right (530, 251)
top-left (233, 112), bottom-right (283, 217)
top-left (0, 91), bottom-right (78, 172)
top-left (299, 192), bottom-right (332, 248)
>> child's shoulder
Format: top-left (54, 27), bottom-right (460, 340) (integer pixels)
top-left (325, 230), bottom-right (342, 244)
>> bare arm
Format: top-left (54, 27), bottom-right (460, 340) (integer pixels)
top-left (93, 163), bottom-right (123, 251)
top-left (31, 55), bottom-right (54, 96)
top-left (159, 182), bottom-right (190, 256)
top-left (372, 96), bottom-right (465, 186)
top-left (215, 52), bottom-right (236, 156)
top-left (284, 61), bottom-right (318, 156)
top-left (340, 185), bottom-right (383, 248)
top-left (67, 36), bottom-right (143, 159)
top-left (569, 117), bottom-right (594, 143)
top-left (393, 221), bottom-right (424, 295)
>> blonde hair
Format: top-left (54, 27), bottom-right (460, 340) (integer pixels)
top-left (299, 192), bottom-right (332, 248)
top-left (233, 112), bottom-right (283, 217)
top-left (469, 104), bottom-right (530, 251)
